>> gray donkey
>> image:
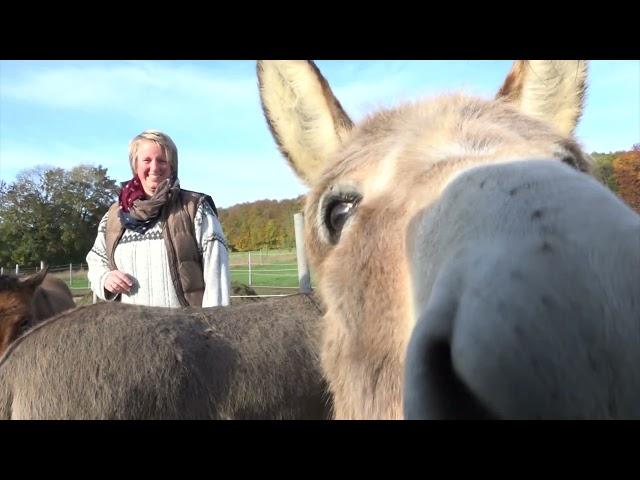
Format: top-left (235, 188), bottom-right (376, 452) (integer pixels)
top-left (257, 59), bottom-right (640, 419)
top-left (0, 279), bottom-right (331, 419)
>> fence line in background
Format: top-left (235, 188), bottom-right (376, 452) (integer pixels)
top-left (231, 269), bottom-right (298, 273)
top-left (245, 285), bottom-right (300, 289)
top-left (294, 213), bottom-right (311, 294)
top-left (4, 263), bottom-right (304, 285)
top-left (231, 294), bottom-right (290, 298)
top-left (4, 213), bottom-right (314, 298)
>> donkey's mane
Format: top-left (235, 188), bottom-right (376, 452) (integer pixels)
top-left (0, 274), bottom-right (22, 291)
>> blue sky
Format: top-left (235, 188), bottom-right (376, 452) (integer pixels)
top-left (1, 60), bottom-right (638, 208)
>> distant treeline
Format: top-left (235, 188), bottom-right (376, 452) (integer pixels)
top-left (216, 145), bottom-right (640, 253)
top-left (590, 144), bottom-right (640, 213)
top-left (2, 146), bottom-right (638, 267)
top-left (218, 197), bottom-right (305, 252)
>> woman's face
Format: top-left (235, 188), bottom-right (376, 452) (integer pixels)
top-left (135, 140), bottom-right (172, 197)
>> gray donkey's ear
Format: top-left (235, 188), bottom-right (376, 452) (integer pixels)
top-left (496, 60), bottom-right (588, 137)
top-left (257, 60), bottom-right (354, 186)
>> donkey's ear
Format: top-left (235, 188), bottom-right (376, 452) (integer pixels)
top-left (496, 60), bottom-right (588, 137)
top-left (18, 267), bottom-right (48, 291)
top-left (257, 60), bottom-right (354, 186)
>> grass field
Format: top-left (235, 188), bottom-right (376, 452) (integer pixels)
top-left (230, 262), bottom-right (301, 288)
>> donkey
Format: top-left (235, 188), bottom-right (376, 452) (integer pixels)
top-left (0, 268), bottom-right (75, 357)
top-left (257, 60), bottom-right (640, 419)
top-left (0, 277), bottom-right (330, 419)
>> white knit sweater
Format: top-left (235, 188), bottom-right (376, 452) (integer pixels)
top-left (86, 201), bottom-right (230, 307)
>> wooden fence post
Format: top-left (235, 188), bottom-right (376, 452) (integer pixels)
top-left (294, 213), bottom-right (311, 293)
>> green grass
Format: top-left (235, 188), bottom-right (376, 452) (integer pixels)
top-left (229, 248), bottom-right (297, 266)
top-left (49, 271), bottom-right (90, 289)
top-left (231, 268), bottom-right (300, 288)
top-left (67, 278), bottom-right (90, 288)
top-left (229, 247), bottom-right (295, 259)
top-left (229, 255), bottom-right (314, 288)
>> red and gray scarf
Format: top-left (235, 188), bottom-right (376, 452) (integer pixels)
top-left (118, 175), bottom-right (179, 234)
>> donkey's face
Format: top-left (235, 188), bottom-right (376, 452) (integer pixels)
top-left (258, 61), bottom-right (640, 419)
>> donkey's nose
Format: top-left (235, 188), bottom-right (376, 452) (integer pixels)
top-left (403, 304), bottom-right (497, 419)
top-left (403, 240), bottom-right (637, 420)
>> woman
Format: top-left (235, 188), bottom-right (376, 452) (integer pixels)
top-left (86, 130), bottom-right (230, 307)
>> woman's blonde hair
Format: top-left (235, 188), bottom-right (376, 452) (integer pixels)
top-left (128, 130), bottom-right (178, 177)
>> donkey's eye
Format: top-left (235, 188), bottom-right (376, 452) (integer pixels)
top-left (329, 202), bottom-right (353, 232)
top-left (561, 155), bottom-right (577, 169)
top-left (324, 194), bottom-right (361, 242)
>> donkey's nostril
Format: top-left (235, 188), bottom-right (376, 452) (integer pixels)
top-left (405, 334), bottom-right (496, 420)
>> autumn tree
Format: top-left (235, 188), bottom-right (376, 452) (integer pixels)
top-left (218, 196), bottom-right (305, 252)
top-left (612, 144), bottom-right (640, 213)
top-left (591, 152), bottom-right (619, 193)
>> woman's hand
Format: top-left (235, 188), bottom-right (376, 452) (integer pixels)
top-left (104, 270), bottom-right (134, 295)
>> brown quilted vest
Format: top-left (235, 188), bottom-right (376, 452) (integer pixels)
top-left (104, 189), bottom-right (218, 307)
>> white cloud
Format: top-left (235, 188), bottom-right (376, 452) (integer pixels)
top-left (0, 142), bottom-right (127, 182)
top-left (1, 60), bottom-right (638, 204)
top-left (0, 61), bottom-right (259, 115)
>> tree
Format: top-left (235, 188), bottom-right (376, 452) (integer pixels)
top-left (0, 165), bottom-right (119, 268)
top-left (218, 196), bottom-right (305, 252)
top-left (591, 152), bottom-right (619, 193)
top-left (613, 146), bottom-right (640, 214)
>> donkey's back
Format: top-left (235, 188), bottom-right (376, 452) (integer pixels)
top-left (0, 294), bottom-right (330, 420)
